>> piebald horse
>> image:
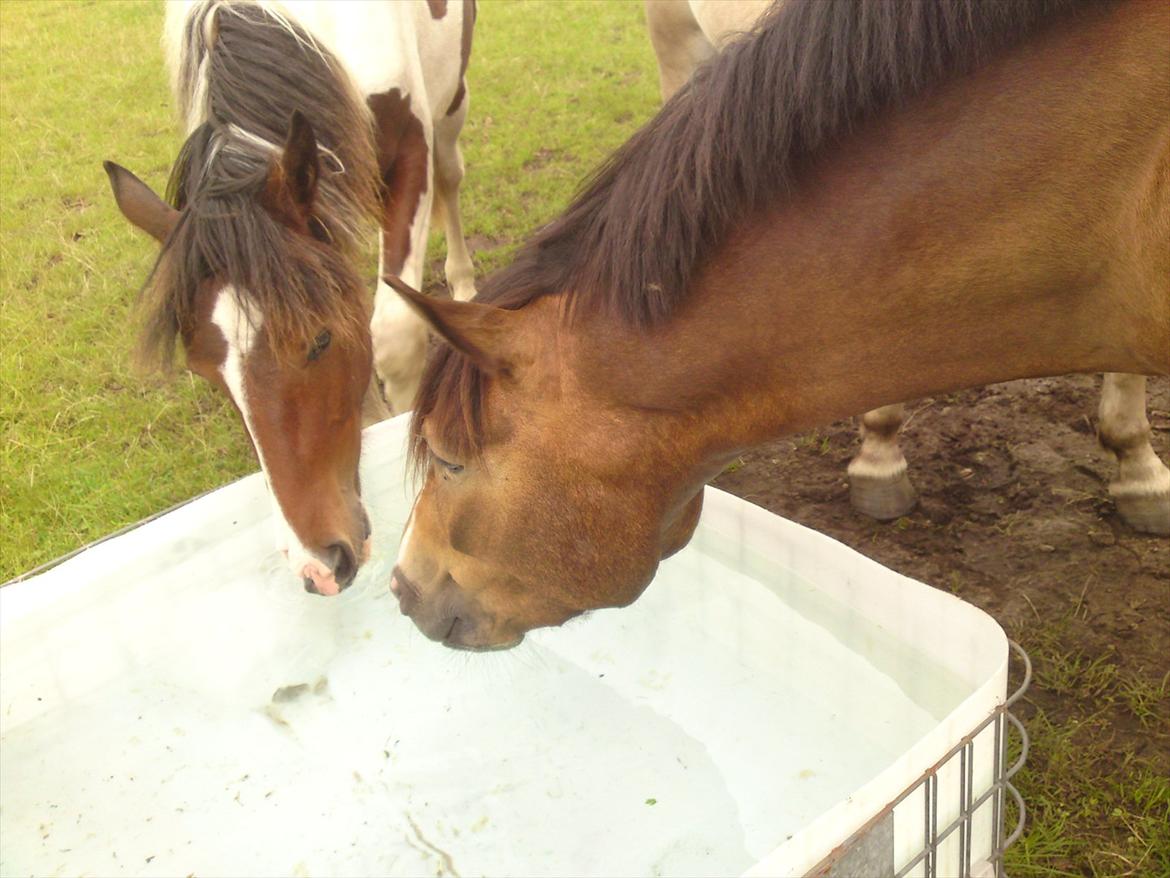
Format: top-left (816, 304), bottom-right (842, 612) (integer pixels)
top-left (389, 0), bottom-right (1169, 650)
top-left (645, 0), bottom-right (1170, 532)
top-left (105, 0), bottom-right (476, 593)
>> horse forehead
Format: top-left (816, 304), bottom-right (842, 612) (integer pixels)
top-left (209, 285), bottom-right (263, 361)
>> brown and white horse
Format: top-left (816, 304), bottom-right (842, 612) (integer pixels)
top-left (388, 0), bottom-right (1169, 650)
top-left (644, 0), bottom-right (772, 100)
top-left (645, 0), bottom-right (1170, 533)
top-left (105, 0), bottom-right (476, 593)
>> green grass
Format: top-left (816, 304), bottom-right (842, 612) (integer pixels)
top-left (0, 0), bottom-right (659, 579)
top-left (1003, 611), bottom-right (1170, 877)
top-left (1, 0), bottom-right (256, 577)
top-left (1007, 709), bottom-right (1170, 877)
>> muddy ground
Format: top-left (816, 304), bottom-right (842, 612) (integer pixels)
top-left (713, 373), bottom-right (1169, 872)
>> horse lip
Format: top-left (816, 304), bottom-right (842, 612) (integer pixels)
top-left (443, 631), bottom-right (525, 653)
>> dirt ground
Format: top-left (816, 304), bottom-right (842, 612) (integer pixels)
top-left (713, 373), bottom-right (1169, 870)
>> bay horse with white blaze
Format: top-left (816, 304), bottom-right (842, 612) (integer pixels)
top-left (645, 0), bottom-right (1170, 533)
top-left (389, 0), bottom-right (1169, 650)
top-left (105, 0), bottom-right (476, 594)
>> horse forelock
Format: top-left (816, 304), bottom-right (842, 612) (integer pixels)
top-left (409, 342), bottom-right (487, 479)
top-left (408, 273), bottom-right (549, 474)
top-left (142, 0), bottom-right (380, 369)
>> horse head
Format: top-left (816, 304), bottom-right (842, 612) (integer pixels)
top-left (105, 113), bottom-right (373, 595)
top-left (386, 279), bottom-right (708, 649)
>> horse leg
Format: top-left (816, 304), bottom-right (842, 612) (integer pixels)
top-left (644, 0), bottom-right (715, 101)
top-left (1098, 372), bottom-right (1170, 534)
top-left (847, 403), bottom-right (918, 520)
top-left (360, 376), bottom-right (393, 427)
top-left (432, 96), bottom-right (477, 302)
top-left (371, 107), bottom-right (435, 415)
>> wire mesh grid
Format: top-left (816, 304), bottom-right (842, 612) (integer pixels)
top-left (890, 640), bottom-right (1032, 878)
top-left (812, 639), bottom-right (1032, 878)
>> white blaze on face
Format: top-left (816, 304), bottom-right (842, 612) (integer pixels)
top-left (397, 510), bottom-right (416, 564)
top-left (211, 288), bottom-right (339, 593)
top-left (390, 506), bottom-right (419, 597)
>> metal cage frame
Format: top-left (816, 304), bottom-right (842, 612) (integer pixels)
top-left (812, 640), bottom-right (1032, 878)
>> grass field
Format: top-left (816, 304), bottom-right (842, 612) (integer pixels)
top-left (0, 0), bottom-right (659, 578)
top-left (1, 2), bottom-right (1166, 875)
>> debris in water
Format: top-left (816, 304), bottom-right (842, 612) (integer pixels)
top-left (271, 683), bottom-right (310, 703)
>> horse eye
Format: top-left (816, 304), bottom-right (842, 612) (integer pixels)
top-left (307, 330), bottom-right (331, 361)
top-left (432, 453), bottom-right (464, 475)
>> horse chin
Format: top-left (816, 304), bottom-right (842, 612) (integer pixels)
top-left (439, 613), bottom-right (526, 652)
top-left (444, 633), bottom-right (525, 653)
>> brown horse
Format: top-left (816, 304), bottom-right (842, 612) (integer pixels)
top-left (105, 0), bottom-right (476, 594)
top-left (390, 0), bottom-right (1169, 649)
top-left (645, 0), bottom-right (1170, 533)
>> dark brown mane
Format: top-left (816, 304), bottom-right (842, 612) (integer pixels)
top-left (140, 0), bottom-right (380, 367)
top-left (411, 0), bottom-right (1090, 467)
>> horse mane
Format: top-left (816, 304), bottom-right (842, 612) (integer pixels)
top-left (140, 0), bottom-right (380, 368)
top-left (411, 0), bottom-right (1090, 467)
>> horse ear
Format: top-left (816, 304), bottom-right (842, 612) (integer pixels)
top-left (279, 110), bottom-right (319, 213)
top-left (383, 275), bottom-right (517, 377)
top-left (103, 161), bottom-right (179, 243)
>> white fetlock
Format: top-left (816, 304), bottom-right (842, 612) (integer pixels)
top-left (1097, 373), bottom-right (1169, 536)
top-left (445, 255), bottom-right (477, 302)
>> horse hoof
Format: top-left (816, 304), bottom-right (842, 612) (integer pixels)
top-left (1114, 492), bottom-right (1170, 535)
top-left (850, 472), bottom-right (918, 521)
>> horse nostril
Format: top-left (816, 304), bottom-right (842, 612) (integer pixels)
top-left (328, 542), bottom-right (358, 589)
top-left (389, 566), bottom-right (422, 614)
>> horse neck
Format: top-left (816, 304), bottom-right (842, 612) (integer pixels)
top-left (568, 0), bottom-right (1169, 472)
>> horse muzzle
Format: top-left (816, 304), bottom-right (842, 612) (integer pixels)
top-left (389, 566), bottom-right (521, 650)
top-left (301, 508), bottom-right (372, 596)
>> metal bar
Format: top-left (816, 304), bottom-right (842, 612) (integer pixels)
top-left (812, 642), bottom-right (1033, 878)
top-left (1005, 641), bottom-right (1032, 708)
top-left (932, 794), bottom-right (985, 850)
top-left (987, 711), bottom-right (1030, 870)
top-left (1003, 780), bottom-right (1027, 850)
top-left (964, 740), bottom-right (974, 877)
top-left (926, 772), bottom-right (935, 875)
top-left (885, 708), bottom-right (1000, 811)
top-left (967, 782), bottom-right (1001, 817)
top-left (959, 744), bottom-right (967, 873)
top-left (992, 713), bottom-right (1003, 878)
top-left (1004, 710), bottom-right (1030, 780)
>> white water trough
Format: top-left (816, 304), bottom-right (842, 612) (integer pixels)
top-left (1, 415), bottom-right (1019, 877)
